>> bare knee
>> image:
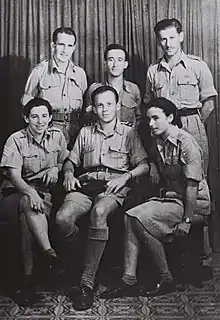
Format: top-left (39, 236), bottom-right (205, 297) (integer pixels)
top-left (20, 195), bottom-right (31, 214)
top-left (91, 205), bottom-right (108, 227)
top-left (56, 204), bottom-right (73, 230)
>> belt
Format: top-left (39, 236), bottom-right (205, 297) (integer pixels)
top-left (178, 108), bottom-right (198, 117)
top-left (85, 165), bottom-right (125, 175)
top-left (52, 111), bottom-right (79, 122)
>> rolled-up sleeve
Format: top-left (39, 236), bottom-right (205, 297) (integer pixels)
top-left (68, 130), bottom-right (84, 167)
top-left (0, 135), bottom-right (23, 170)
top-left (198, 61), bottom-right (218, 102)
top-left (57, 132), bottom-right (69, 171)
top-left (128, 129), bottom-right (148, 167)
top-left (180, 136), bottom-right (203, 181)
top-left (21, 66), bottom-right (41, 106)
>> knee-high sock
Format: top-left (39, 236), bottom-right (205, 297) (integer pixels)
top-left (131, 218), bottom-right (173, 282)
top-left (123, 216), bottom-right (139, 285)
top-left (81, 226), bottom-right (109, 289)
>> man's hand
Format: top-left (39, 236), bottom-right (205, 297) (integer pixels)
top-left (28, 189), bottom-right (45, 213)
top-left (63, 172), bottom-right (81, 192)
top-left (149, 163), bottom-right (160, 184)
top-left (174, 221), bottom-right (191, 237)
top-left (42, 167), bottom-right (59, 187)
top-left (105, 173), bottom-right (130, 195)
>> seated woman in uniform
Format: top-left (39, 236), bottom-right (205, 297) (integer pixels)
top-left (0, 97), bottom-right (69, 305)
top-left (101, 97), bottom-right (211, 299)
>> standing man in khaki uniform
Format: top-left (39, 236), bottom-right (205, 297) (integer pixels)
top-left (85, 44), bottom-right (141, 127)
top-left (21, 27), bottom-right (87, 148)
top-left (143, 18), bottom-right (217, 268)
top-left (144, 18), bottom-right (217, 175)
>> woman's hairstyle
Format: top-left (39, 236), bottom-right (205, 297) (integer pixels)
top-left (146, 97), bottom-right (182, 128)
top-left (91, 85), bottom-right (119, 106)
top-left (22, 97), bottom-right (53, 118)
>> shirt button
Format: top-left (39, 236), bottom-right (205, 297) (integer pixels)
top-left (63, 94), bottom-right (66, 97)
top-left (171, 92), bottom-right (174, 95)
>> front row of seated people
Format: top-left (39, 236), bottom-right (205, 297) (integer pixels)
top-left (0, 85), bottom-right (210, 310)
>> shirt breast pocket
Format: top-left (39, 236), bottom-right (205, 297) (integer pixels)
top-left (154, 79), bottom-right (165, 97)
top-left (177, 78), bottom-right (198, 102)
top-left (23, 153), bottom-right (41, 174)
top-left (69, 80), bottom-right (83, 110)
top-left (108, 146), bottom-right (129, 170)
top-left (39, 79), bottom-right (60, 103)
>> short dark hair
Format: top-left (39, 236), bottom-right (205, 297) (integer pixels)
top-left (154, 19), bottom-right (182, 38)
top-left (91, 85), bottom-right (119, 106)
top-left (104, 44), bottom-right (128, 61)
top-left (146, 97), bottom-right (182, 128)
top-left (23, 98), bottom-right (53, 118)
top-left (52, 27), bottom-right (77, 44)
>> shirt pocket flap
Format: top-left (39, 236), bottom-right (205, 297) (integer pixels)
top-left (109, 146), bottom-right (129, 154)
top-left (177, 78), bottom-right (197, 85)
top-left (39, 78), bottom-right (60, 89)
top-left (84, 146), bottom-right (95, 153)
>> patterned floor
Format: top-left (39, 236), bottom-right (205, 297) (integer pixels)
top-left (1, 253), bottom-right (220, 320)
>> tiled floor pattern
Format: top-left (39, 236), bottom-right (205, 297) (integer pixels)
top-left (1, 253), bottom-right (220, 320)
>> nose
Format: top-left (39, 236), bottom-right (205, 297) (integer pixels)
top-left (149, 118), bottom-right (154, 128)
top-left (113, 59), bottom-right (117, 67)
top-left (37, 116), bottom-right (43, 124)
top-left (166, 38), bottom-right (170, 47)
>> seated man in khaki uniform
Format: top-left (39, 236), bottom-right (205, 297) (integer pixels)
top-left (56, 85), bottom-right (149, 311)
top-left (21, 27), bottom-right (87, 148)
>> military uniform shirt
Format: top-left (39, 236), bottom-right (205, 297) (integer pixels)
top-left (21, 58), bottom-right (87, 112)
top-left (144, 50), bottom-right (217, 110)
top-left (68, 121), bottom-right (147, 172)
top-left (0, 126), bottom-right (69, 185)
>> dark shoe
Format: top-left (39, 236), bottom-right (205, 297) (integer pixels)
top-left (73, 284), bottom-right (94, 311)
top-left (144, 279), bottom-right (176, 296)
top-left (15, 276), bottom-right (37, 307)
top-left (46, 255), bottom-right (65, 278)
top-left (100, 281), bottom-right (139, 299)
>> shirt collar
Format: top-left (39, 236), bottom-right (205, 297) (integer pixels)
top-left (104, 79), bottom-right (131, 93)
top-left (49, 57), bottom-right (76, 77)
top-left (158, 50), bottom-right (188, 71)
top-left (26, 127), bottom-right (51, 145)
top-left (156, 125), bottom-right (179, 148)
top-left (93, 119), bottom-right (123, 136)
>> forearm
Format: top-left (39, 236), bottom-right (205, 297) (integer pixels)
top-left (128, 161), bottom-right (149, 180)
top-left (184, 179), bottom-right (199, 220)
top-left (200, 97), bottom-right (215, 123)
top-left (63, 159), bottom-right (76, 177)
top-left (10, 170), bottom-right (35, 196)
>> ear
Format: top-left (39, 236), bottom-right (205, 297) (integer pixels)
top-left (49, 114), bottom-right (53, 123)
top-left (92, 106), bottom-right (97, 114)
top-left (167, 113), bottom-right (174, 124)
top-left (116, 102), bottom-right (120, 111)
top-left (51, 41), bottom-right (56, 51)
top-left (123, 61), bottom-right (128, 70)
top-left (23, 116), bottom-right (29, 125)
top-left (179, 31), bottom-right (184, 43)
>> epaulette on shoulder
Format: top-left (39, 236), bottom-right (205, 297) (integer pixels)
top-left (48, 126), bottom-right (62, 133)
top-left (151, 57), bottom-right (163, 66)
top-left (187, 54), bottom-right (202, 61)
top-left (34, 59), bottom-right (48, 69)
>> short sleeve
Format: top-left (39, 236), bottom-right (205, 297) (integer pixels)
top-left (197, 61), bottom-right (218, 102)
top-left (180, 135), bottom-right (203, 181)
top-left (143, 66), bottom-right (155, 105)
top-left (57, 132), bottom-right (69, 170)
top-left (68, 129), bottom-right (84, 167)
top-left (128, 129), bottom-right (148, 167)
top-left (0, 135), bottom-right (23, 170)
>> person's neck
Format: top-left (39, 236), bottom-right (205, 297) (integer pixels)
top-left (159, 126), bottom-right (173, 142)
top-left (165, 49), bottom-right (182, 70)
top-left (107, 75), bottom-right (124, 93)
top-left (29, 128), bottom-right (45, 143)
top-left (53, 56), bottom-right (69, 73)
top-left (99, 118), bottom-right (117, 135)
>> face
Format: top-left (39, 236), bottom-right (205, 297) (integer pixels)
top-left (158, 26), bottom-right (184, 57)
top-left (52, 32), bottom-right (76, 64)
top-left (24, 106), bottom-right (52, 137)
top-left (93, 90), bottom-right (119, 123)
top-left (106, 49), bottom-right (128, 77)
top-left (147, 107), bottom-right (173, 138)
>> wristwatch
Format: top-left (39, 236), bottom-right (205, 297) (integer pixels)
top-left (184, 217), bottom-right (192, 224)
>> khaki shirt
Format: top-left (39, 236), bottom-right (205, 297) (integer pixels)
top-left (69, 121), bottom-right (147, 173)
top-left (0, 126), bottom-right (69, 186)
top-left (144, 51), bottom-right (217, 110)
top-left (153, 126), bottom-right (210, 214)
top-left (21, 58), bottom-right (87, 112)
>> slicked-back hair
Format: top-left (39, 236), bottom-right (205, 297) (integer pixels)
top-left (146, 97), bottom-right (182, 128)
top-left (52, 27), bottom-right (77, 44)
top-left (91, 85), bottom-right (119, 106)
top-left (104, 43), bottom-right (128, 61)
top-left (23, 98), bottom-right (53, 118)
top-left (154, 18), bottom-right (182, 38)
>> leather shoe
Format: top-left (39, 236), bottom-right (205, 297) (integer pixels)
top-left (73, 284), bottom-right (94, 311)
top-left (100, 281), bottom-right (139, 299)
top-left (143, 279), bottom-right (176, 296)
